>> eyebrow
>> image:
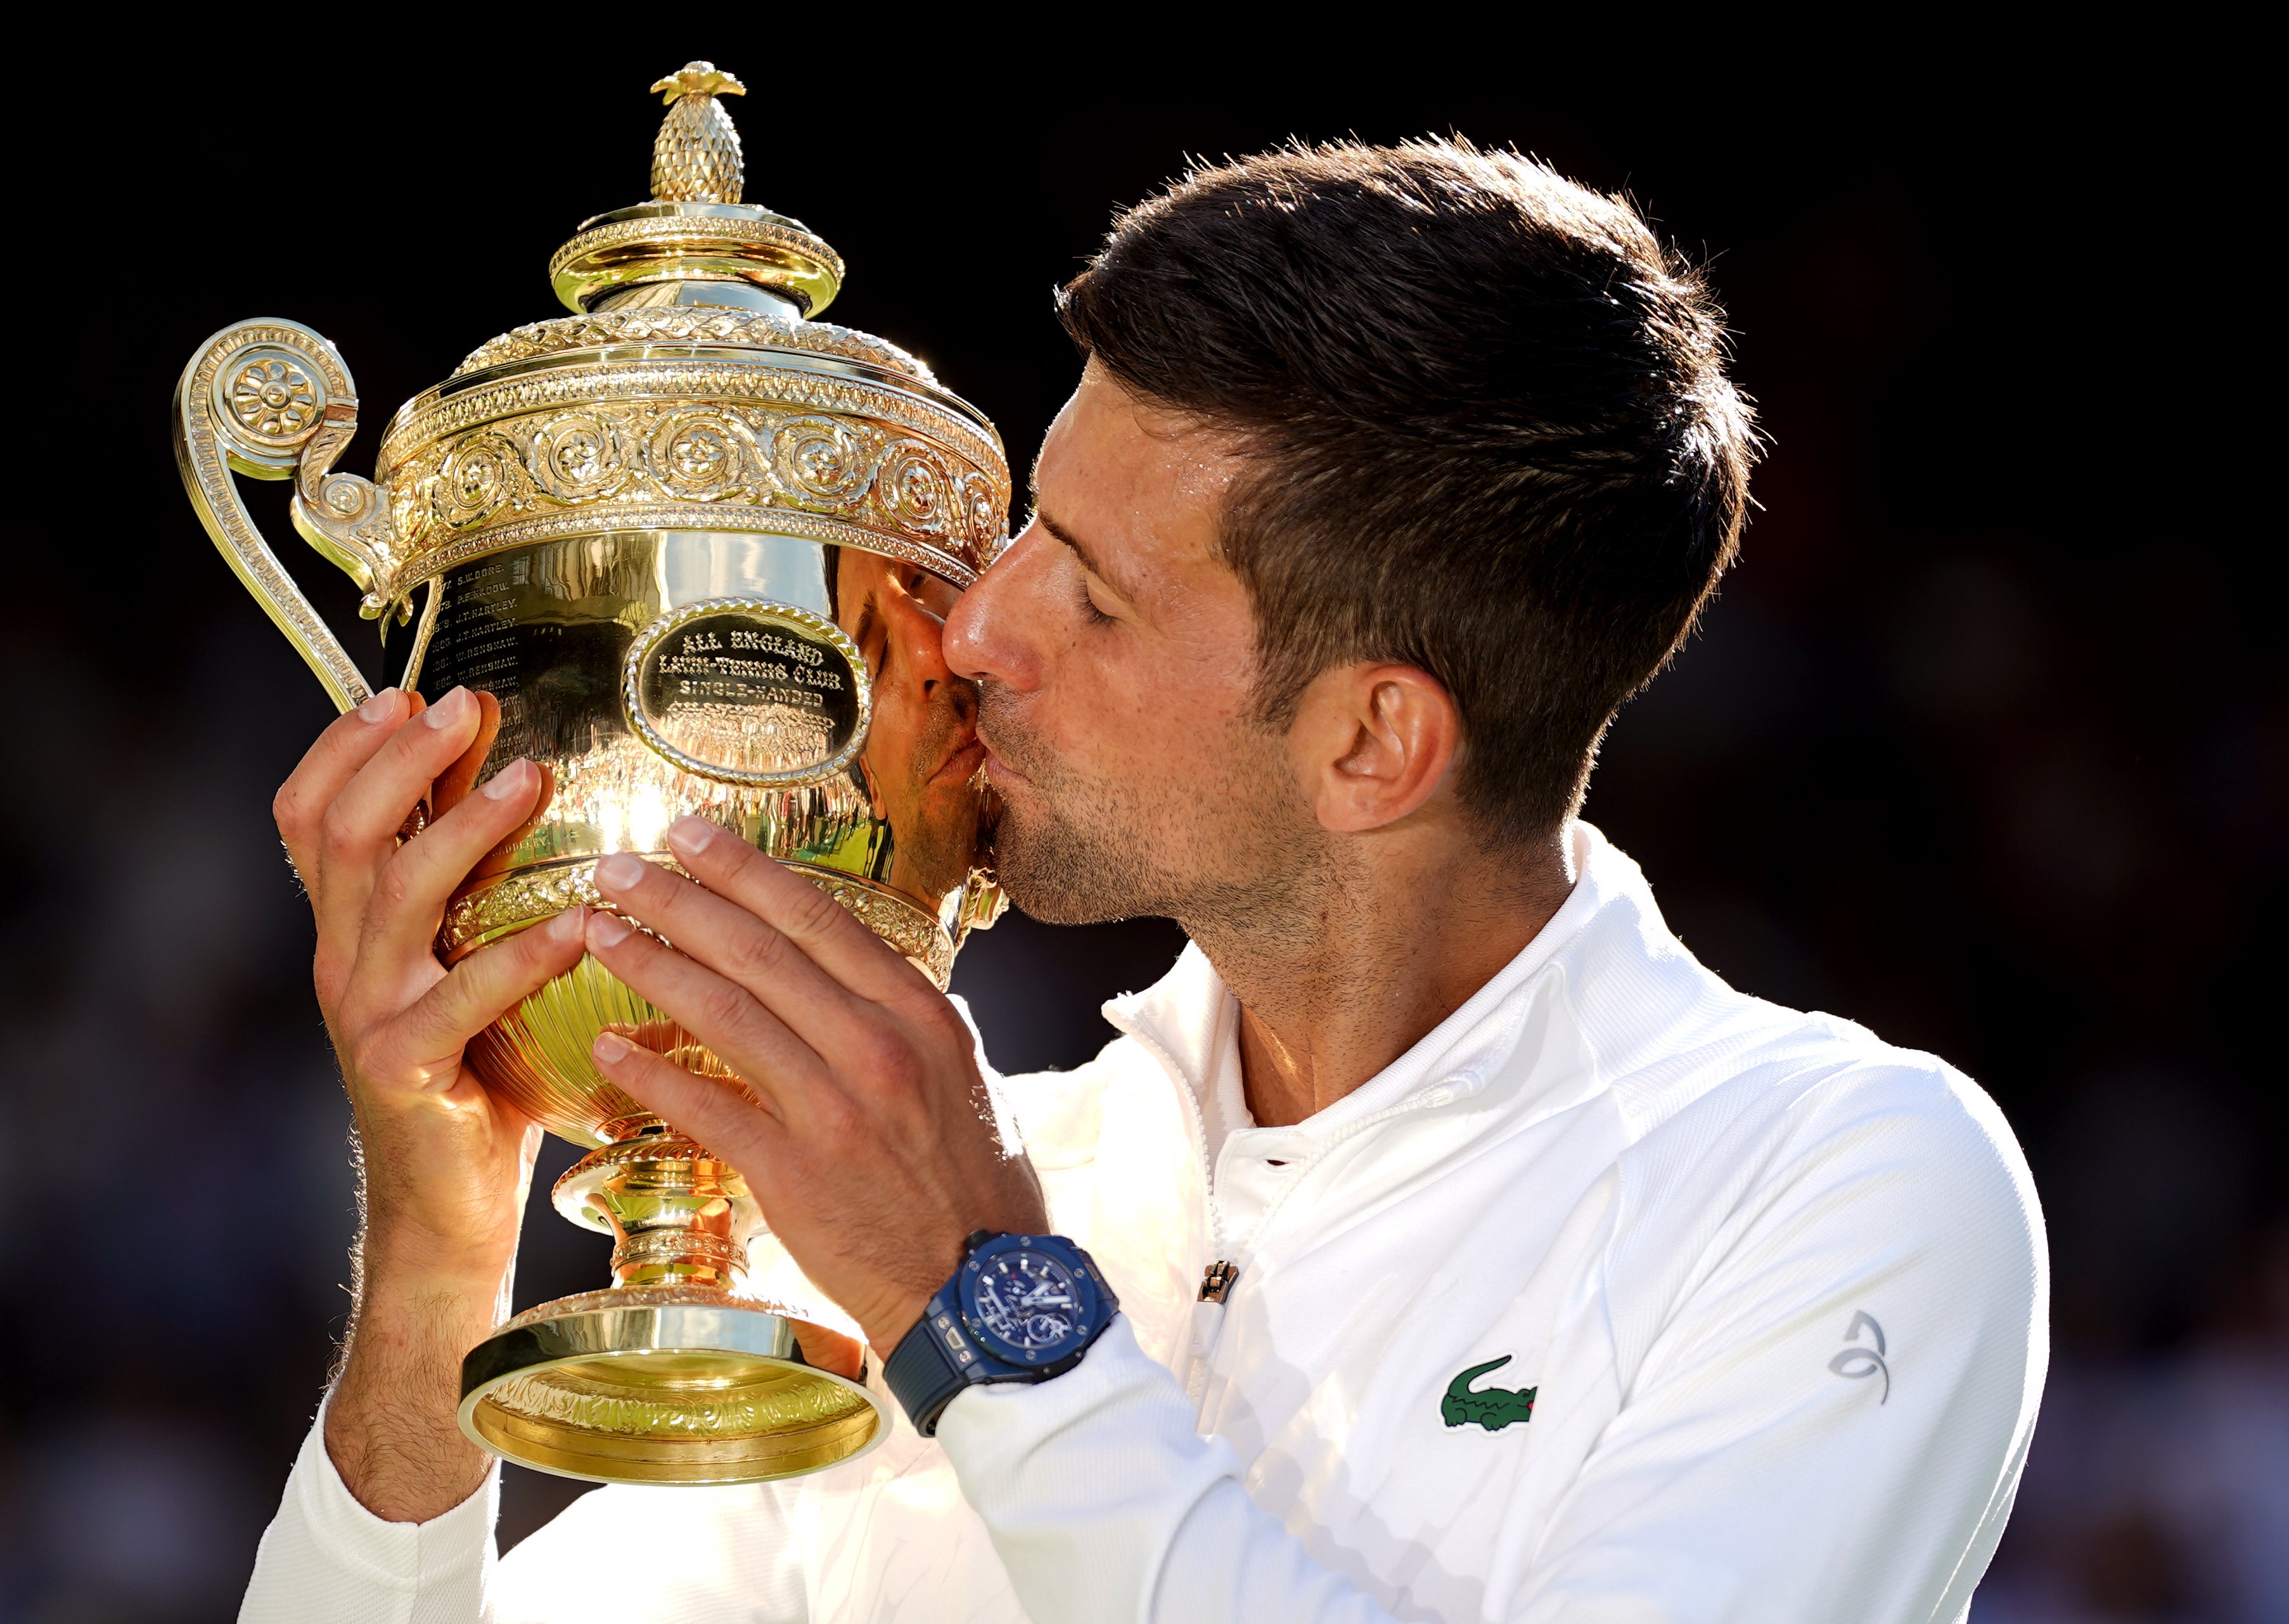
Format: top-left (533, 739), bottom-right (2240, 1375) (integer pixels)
top-left (1036, 508), bottom-right (1141, 604)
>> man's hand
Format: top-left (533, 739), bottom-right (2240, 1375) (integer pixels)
top-left (582, 816), bottom-right (1046, 1356)
top-left (274, 686), bottom-right (587, 1521)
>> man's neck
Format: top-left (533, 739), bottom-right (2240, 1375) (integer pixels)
top-left (1189, 826), bottom-right (1576, 1129)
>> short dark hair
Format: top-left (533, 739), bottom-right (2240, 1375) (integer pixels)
top-left (1057, 138), bottom-right (1757, 841)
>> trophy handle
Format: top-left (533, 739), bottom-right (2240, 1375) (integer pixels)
top-left (174, 319), bottom-right (405, 712)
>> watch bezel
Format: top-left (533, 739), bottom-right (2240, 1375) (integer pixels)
top-left (956, 1233), bottom-right (1106, 1367)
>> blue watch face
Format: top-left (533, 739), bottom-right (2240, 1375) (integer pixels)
top-left (970, 1249), bottom-right (1084, 1355)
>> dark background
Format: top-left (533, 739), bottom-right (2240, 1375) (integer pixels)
top-left (3, 39), bottom-right (2279, 1624)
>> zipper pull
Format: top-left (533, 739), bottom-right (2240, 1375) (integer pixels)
top-left (1190, 1260), bottom-right (1239, 1362)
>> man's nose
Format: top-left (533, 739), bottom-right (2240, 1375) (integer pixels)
top-left (945, 526), bottom-right (1048, 693)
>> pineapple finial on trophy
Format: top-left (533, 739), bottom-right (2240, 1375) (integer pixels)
top-left (648, 61), bottom-right (749, 204)
top-left (546, 61), bottom-right (843, 317)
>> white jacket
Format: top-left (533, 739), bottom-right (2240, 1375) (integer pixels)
top-left (240, 822), bottom-right (2047, 1623)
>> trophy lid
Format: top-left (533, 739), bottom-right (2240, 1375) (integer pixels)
top-left (340, 63), bottom-right (1006, 618)
top-left (549, 63), bottom-right (845, 318)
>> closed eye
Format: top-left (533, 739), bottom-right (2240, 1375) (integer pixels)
top-left (1076, 570), bottom-right (1113, 625)
top-left (1039, 508), bottom-right (1133, 627)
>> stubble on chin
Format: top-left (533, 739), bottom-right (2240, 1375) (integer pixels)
top-left (985, 741), bottom-right (1164, 926)
top-left (978, 685), bottom-right (1317, 931)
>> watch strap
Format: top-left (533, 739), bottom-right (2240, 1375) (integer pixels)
top-left (883, 1289), bottom-right (983, 1438)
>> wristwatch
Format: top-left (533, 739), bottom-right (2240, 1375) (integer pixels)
top-left (883, 1229), bottom-right (1119, 1436)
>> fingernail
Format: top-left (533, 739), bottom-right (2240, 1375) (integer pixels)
top-left (358, 688), bottom-right (401, 724)
top-left (423, 686), bottom-right (474, 729)
top-left (594, 853), bottom-right (646, 892)
top-left (587, 912), bottom-right (632, 949)
top-left (668, 816), bottom-right (717, 856)
top-left (481, 760), bottom-right (534, 800)
top-left (546, 906), bottom-right (586, 942)
top-left (594, 1031), bottom-right (632, 1063)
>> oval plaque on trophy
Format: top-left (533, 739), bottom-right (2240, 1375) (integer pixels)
top-left (625, 597), bottom-right (869, 785)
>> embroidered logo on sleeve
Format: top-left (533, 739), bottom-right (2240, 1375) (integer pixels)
top-left (1441, 1355), bottom-right (1537, 1431)
top-left (1828, 1310), bottom-right (1890, 1403)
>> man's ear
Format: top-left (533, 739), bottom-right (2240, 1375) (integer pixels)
top-left (1289, 662), bottom-right (1463, 834)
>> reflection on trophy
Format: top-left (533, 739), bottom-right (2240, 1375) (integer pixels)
top-left (172, 63), bottom-right (1008, 1485)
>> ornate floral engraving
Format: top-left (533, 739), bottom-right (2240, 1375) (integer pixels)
top-left (452, 306), bottom-right (930, 382)
top-left (433, 432), bottom-right (523, 528)
top-left (406, 506), bottom-right (980, 596)
top-left (439, 855), bottom-right (954, 986)
top-left (228, 356), bottom-right (319, 441)
top-left (381, 360), bottom-right (999, 495)
top-left (500, 1284), bottom-right (803, 1328)
top-left (773, 415), bottom-right (871, 509)
top-left (440, 859), bottom-right (641, 956)
top-left (560, 1132), bottom-right (723, 1173)
top-left (647, 409), bottom-right (760, 500)
top-left (377, 385), bottom-right (1004, 604)
top-left (546, 212), bottom-right (845, 292)
top-left (529, 412), bottom-right (630, 502)
top-left (485, 1369), bottom-right (871, 1436)
top-left (803, 870), bottom-right (957, 987)
top-left (875, 440), bottom-right (954, 537)
top-left (612, 1228), bottom-right (745, 1276)
top-left (959, 470), bottom-right (1002, 547)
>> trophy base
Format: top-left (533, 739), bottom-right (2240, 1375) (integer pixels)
top-left (458, 1286), bottom-right (886, 1485)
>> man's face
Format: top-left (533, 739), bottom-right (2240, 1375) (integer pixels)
top-left (944, 364), bottom-right (1318, 927)
top-left (834, 547), bottom-right (987, 906)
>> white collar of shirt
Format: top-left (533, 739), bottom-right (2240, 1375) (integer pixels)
top-left (1101, 821), bottom-right (1629, 1256)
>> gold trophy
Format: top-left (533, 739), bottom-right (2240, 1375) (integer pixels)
top-left (173, 64), bottom-right (1008, 1486)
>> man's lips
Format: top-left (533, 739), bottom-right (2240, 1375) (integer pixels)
top-left (975, 725), bottom-right (1029, 788)
top-left (981, 745), bottom-right (1026, 789)
top-left (973, 703), bottom-right (1034, 788)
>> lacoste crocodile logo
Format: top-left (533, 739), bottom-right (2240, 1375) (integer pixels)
top-left (1441, 1355), bottom-right (1537, 1431)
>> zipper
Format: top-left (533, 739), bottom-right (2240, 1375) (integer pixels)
top-left (1188, 1260), bottom-right (1239, 1401)
top-left (1113, 1019), bottom-right (1229, 1262)
top-left (1108, 1015), bottom-right (1239, 1404)
top-left (1185, 1081), bottom-right (1482, 1394)
top-left (1112, 1000), bottom-right (1490, 1405)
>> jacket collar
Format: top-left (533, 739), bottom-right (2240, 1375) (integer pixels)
top-left (1103, 821), bottom-right (1648, 1144)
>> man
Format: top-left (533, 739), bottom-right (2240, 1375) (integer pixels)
top-left (831, 545), bottom-right (991, 911)
top-left (242, 140), bottom-right (2046, 1622)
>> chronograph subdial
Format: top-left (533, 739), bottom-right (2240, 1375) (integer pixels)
top-left (972, 1252), bottom-right (1082, 1352)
